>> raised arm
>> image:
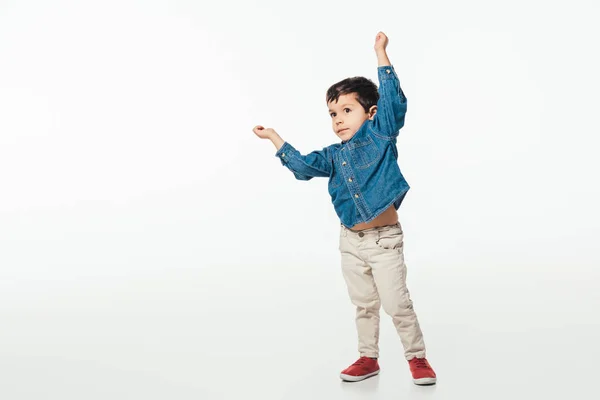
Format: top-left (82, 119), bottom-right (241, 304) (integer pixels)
top-left (376, 32), bottom-right (391, 67)
top-left (370, 32), bottom-right (408, 139)
top-left (253, 125), bottom-right (332, 181)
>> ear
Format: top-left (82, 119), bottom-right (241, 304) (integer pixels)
top-left (368, 105), bottom-right (378, 120)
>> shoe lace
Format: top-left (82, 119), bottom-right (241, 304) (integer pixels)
top-left (352, 357), bottom-right (370, 366)
top-left (412, 358), bottom-right (429, 369)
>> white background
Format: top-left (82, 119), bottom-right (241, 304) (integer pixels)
top-left (1, 0), bottom-right (599, 399)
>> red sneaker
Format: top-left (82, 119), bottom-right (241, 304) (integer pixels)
top-left (408, 357), bottom-right (437, 385)
top-left (340, 357), bottom-right (380, 382)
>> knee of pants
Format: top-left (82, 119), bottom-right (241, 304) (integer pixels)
top-left (380, 294), bottom-right (413, 317)
top-left (350, 295), bottom-right (381, 312)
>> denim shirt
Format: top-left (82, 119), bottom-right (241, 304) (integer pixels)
top-left (275, 65), bottom-right (410, 228)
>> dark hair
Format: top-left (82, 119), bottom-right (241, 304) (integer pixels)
top-left (326, 76), bottom-right (379, 113)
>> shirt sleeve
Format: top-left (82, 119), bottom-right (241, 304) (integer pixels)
top-left (275, 142), bottom-right (333, 181)
top-left (370, 65), bottom-right (407, 140)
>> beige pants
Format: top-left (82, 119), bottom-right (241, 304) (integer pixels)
top-left (339, 222), bottom-right (426, 360)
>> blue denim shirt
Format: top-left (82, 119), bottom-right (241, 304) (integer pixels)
top-left (275, 65), bottom-right (410, 228)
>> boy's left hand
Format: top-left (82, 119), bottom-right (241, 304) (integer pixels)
top-left (374, 31), bottom-right (388, 52)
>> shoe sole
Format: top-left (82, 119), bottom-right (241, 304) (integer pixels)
top-left (413, 377), bottom-right (437, 385)
top-left (340, 370), bottom-right (380, 382)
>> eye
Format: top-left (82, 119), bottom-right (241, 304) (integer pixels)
top-left (330, 112), bottom-right (336, 118)
top-left (344, 108), bottom-right (351, 113)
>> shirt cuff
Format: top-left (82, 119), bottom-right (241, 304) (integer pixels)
top-left (378, 65), bottom-right (397, 81)
top-left (275, 141), bottom-right (293, 164)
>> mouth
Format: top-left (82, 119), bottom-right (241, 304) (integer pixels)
top-left (338, 128), bottom-right (350, 134)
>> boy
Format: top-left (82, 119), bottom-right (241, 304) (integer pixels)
top-left (253, 32), bottom-right (436, 386)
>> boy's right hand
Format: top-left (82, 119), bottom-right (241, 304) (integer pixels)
top-left (253, 125), bottom-right (277, 139)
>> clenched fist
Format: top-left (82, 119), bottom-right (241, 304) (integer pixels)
top-left (374, 31), bottom-right (388, 52)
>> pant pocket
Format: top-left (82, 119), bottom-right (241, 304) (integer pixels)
top-left (375, 229), bottom-right (403, 250)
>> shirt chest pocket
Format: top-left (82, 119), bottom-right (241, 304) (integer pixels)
top-left (348, 136), bottom-right (380, 169)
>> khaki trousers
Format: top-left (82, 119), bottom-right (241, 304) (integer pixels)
top-left (339, 222), bottom-right (426, 360)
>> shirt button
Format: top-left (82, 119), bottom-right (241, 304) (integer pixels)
top-left (281, 153), bottom-right (285, 157)
top-left (355, 194), bottom-right (359, 198)
top-left (386, 69), bottom-right (391, 74)
top-left (348, 178), bottom-right (352, 182)
top-left (342, 161), bottom-right (347, 166)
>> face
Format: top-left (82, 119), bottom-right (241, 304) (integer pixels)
top-left (328, 93), bottom-right (376, 142)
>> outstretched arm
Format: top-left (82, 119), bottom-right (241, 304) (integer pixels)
top-left (254, 125), bottom-right (285, 151)
top-left (253, 125), bottom-right (332, 180)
